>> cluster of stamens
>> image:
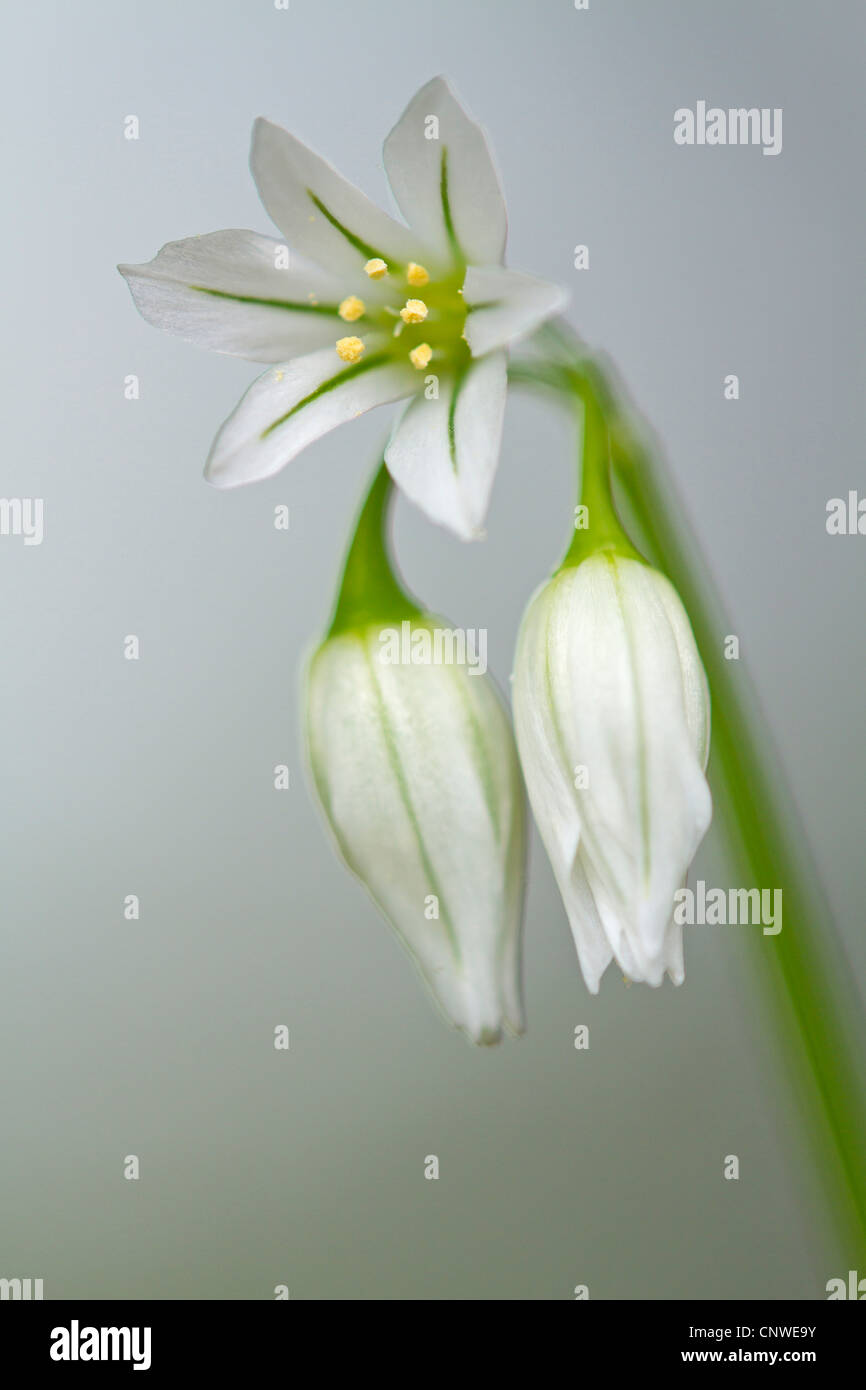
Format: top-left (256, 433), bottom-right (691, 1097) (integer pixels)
top-left (334, 259), bottom-right (434, 370)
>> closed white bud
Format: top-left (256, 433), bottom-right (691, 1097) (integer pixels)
top-left (306, 620), bottom-right (526, 1043)
top-left (513, 554), bottom-right (712, 991)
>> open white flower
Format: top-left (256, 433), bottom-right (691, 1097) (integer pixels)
top-left (118, 77), bottom-right (566, 539)
top-left (513, 554), bottom-right (712, 992)
top-left (307, 619), bottom-right (526, 1044)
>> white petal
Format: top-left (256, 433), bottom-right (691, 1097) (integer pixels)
top-left (118, 230), bottom-right (345, 362)
top-left (653, 574), bottom-right (712, 769)
top-left (384, 351), bottom-right (507, 539)
top-left (512, 585), bottom-right (612, 993)
top-left (250, 118), bottom-right (422, 278)
top-left (555, 848), bottom-right (615, 995)
top-left (463, 264), bottom-right (569, 357)
top-left (512, 582), bottom-right (583, 871)
top-left (306, 630), bottom-right (525, 1043)
top-left (514, 560), bottom-right (712, 991)
top-left (546, 558), bottom-right (712, 983)
top-left (662, 912), bottom-right (685, 986)
top-left (205, 342), bottom-right (415, 488)
top-left (383, 76), bottom-right (507, 269)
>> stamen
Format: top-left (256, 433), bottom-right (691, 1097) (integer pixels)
top-left (364, 258), bottom-right (388, 279)
top-left (338, 295), bottom-right (365, 322)
top-left (406, 262), bottom-right (430, 287)
top-left (409, 343), bottom-right (432, 370)
top-left (400, 298), bottom-right (428, 324)
top-left (336, 336), bottom-right (365, 364)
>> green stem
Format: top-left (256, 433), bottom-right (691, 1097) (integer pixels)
top-left (512, 328), bottom-right (866, 1260)
top-left (327, 459), bottom-right (422, 637)
top-left (559, 380), bottom-right (643, 568)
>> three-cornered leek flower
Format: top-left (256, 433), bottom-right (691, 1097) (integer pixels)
top-left (306, 465), bottom-right (526, 1044)
top-left (118, 76), bottom-right (566, 540)
top-left (513, 554), bottom-right (712, 992)
top-left (512, 384), bottom-right (711, 992)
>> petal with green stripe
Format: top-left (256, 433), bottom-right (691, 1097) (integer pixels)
top-left (384, 350), bottom-right (507, 539)
top-left (205, 341), bottom-right (416, 488)
top-left (251, 118), bottom-right (424, 278)
top-left (463, 264), bottom-right (569, 358)
top-left (384, 77), bottom-right (507, 270)
top-left (118, 230), bottom-right (347, 362)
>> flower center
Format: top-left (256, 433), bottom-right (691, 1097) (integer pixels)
top-left (333, 259), bottom-right (468, 373)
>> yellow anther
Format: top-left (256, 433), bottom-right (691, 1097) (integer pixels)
top-left (406, 262), bottom-right (430, 287)
top-left (364, 258), bottom-right (388, 279)
top-left (336, 336), bottom-right (365, 364)
top-left (338, 295), bottom-right (365, 322)
top-left (400, 298), bottom-right (428, 324)
top-left (409, 343), bottom-right (433, 370)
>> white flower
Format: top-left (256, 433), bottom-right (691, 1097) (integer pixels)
top-left (512, 554), bottom-right (712, 992)
top-left (306, 619), bottom-right (526, 1043)
top-left (118, 77), bottom-right (566, 540)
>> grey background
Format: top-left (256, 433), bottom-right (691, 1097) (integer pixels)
top-left (1, 0), bottom-right (863, 1298)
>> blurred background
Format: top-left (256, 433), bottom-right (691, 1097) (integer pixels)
top-left (1, 0), bottom-right (863, 1298)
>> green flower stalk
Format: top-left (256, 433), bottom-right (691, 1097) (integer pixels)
top-left (305, 463), bottom-right (526, 1044)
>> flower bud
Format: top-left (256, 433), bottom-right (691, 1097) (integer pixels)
top-left (306, 619), bottom-right (526, 1043)
top-left (513, 553), bottom-right (711, 991)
